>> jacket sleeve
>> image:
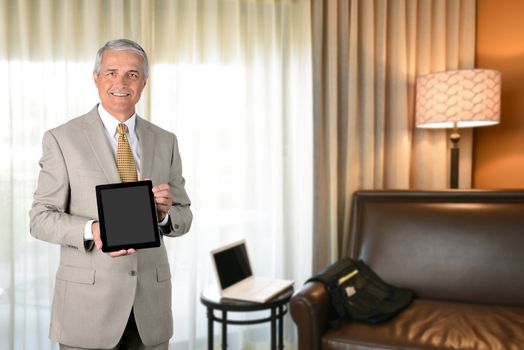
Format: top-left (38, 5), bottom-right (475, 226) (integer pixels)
top-left (159, 133), bottom-right (193, 237)
top-left (29, 130), bottom-right (93, 253)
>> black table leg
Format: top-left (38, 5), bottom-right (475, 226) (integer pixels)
top-left (278, 304), bottom-right (284, 349)
top-left (222, 310), bottom-right (228, 349)
top-left (207, 307), bottom-right (214, 350)
top-left (270, 307), bottom-right (277, 349)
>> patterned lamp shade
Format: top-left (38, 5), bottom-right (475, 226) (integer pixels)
top-left (416, 69), bottom-right (501, 129)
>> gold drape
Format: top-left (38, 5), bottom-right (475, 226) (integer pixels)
top-left (312, 0), bottom-right (476, 271)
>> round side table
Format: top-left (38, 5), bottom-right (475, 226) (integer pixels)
top-left (200, 286), bottom-right (293, 350)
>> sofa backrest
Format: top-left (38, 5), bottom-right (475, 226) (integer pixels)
top-left (347, 190), bottom-right (524, 307)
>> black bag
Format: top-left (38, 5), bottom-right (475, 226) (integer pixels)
top-left (308, 258), bottom-right (414, 327)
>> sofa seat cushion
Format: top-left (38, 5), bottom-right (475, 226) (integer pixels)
top-left (322, 299), bottom-right (524, 350)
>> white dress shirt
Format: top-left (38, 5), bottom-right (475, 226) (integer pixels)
top-left (97, 104), bottom-right (142, 175)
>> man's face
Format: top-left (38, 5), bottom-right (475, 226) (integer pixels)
top-left (93, 50), bottom-right (147, 122)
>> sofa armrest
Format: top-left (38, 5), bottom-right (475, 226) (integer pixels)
top-left (289, 281), bottom-right (330, 350)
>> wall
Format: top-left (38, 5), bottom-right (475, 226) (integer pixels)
top-left (474, 0), bottom-right (524, 188)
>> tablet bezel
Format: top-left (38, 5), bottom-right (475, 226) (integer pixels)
top-left (95, 180), bottom-right (161, 252)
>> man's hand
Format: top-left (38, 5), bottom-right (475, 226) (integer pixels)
top-left (91, 221), bottom-right (136, 257)
top-left (152, 183), bottom-right (173, 222)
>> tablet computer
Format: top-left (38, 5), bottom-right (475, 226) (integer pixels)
top-left (96, 180), bottom-right (161, 252)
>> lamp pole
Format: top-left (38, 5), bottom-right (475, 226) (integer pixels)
top-left (449, 121), bottom-right (460, 189)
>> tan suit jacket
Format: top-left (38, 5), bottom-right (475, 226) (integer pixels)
top-left (29, 106), bottom-right (192, 348)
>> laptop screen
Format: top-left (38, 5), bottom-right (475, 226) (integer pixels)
top-left (213, 242), bottom-right (253, 289)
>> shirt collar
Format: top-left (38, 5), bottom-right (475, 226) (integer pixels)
top-left (97, 104), bottom-right (137, 139)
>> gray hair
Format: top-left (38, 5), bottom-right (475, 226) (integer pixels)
top-left (94, 39), bottom-right (149, 78)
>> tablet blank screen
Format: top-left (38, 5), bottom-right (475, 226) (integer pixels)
top-left (99, 185), bottom-right (156, 246)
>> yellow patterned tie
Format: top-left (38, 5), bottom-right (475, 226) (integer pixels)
top-left (116, 123), bottom-right (138, 182)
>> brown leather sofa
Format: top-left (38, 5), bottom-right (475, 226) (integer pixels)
top-left (290, 190), bottom-right (524, 350)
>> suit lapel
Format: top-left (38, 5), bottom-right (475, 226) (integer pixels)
top-left (136, 116), bottom-right (155, 180)
top-left (82, 107), bottom-right (121, 183)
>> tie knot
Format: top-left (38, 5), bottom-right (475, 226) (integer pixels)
top-left (117, 123), bottom-right (128, 136)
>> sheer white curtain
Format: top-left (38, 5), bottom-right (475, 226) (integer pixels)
top-left (0, 1), bottom-right (312, 349)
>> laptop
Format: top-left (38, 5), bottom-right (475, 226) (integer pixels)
top-left (210, 240), bottom-right (294, 303)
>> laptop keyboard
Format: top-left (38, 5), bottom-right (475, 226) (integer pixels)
top-left (223, 277), bottom-right (293, 303)
top-left (229, 278), bottom-right (272, 295)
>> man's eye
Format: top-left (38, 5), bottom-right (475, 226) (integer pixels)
top-left (129, 73), bottom-right (138, 79)
top-left (107, 72), bottom-right (116, 77)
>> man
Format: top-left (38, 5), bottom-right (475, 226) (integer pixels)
top-left (29, 39), bottom-right (192, 349)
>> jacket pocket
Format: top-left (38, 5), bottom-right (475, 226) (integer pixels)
top-left (56, 265), bottom-right (95, 285)
top-left (156, 264), bottom-right (171, 282)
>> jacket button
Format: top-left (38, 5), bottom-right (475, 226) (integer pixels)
top-left (129, 270), bottom-right (137, 276)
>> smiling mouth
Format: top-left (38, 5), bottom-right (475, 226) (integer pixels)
top-left (110, 92), bottom-right (131, 97)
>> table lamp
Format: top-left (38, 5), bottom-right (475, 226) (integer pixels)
top-left (415, 69), bottom-right (501, 188)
